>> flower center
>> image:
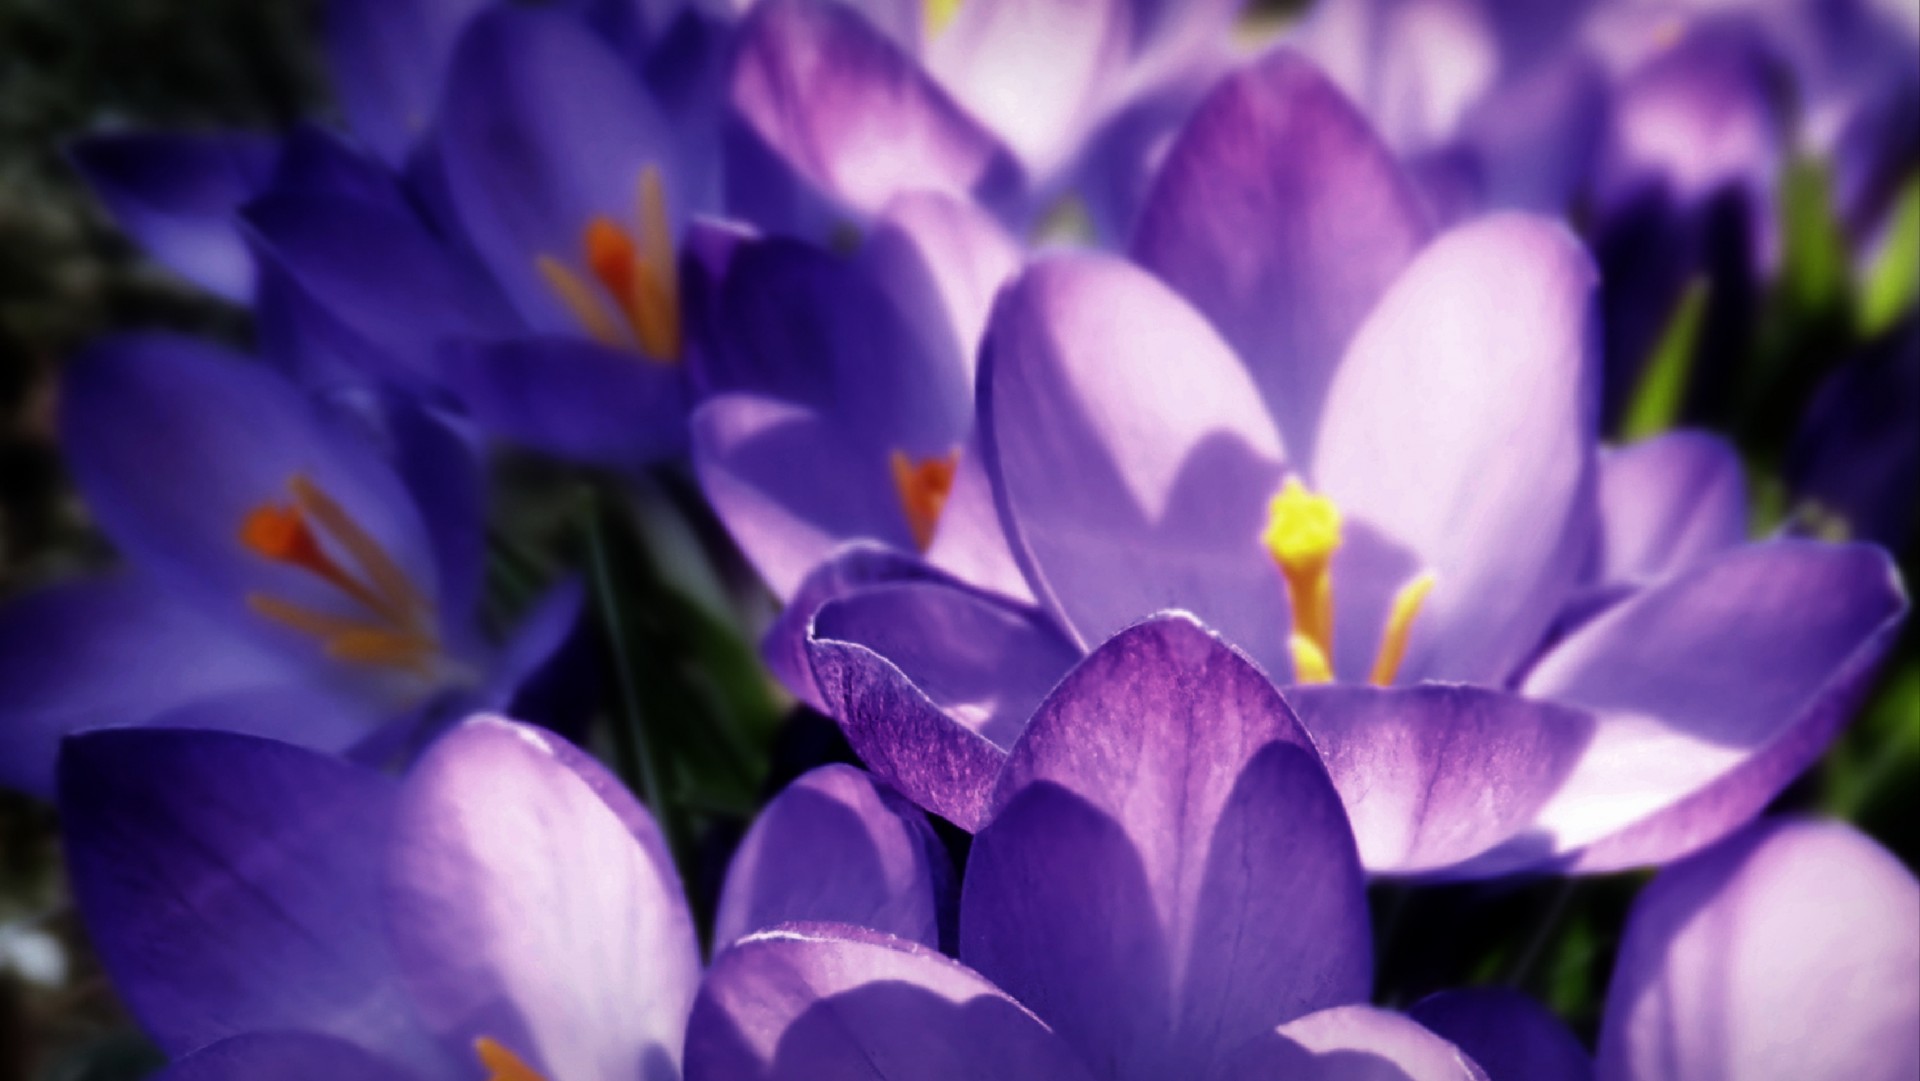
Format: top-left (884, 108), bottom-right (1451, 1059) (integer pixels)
top-left (891, 448), bottom-right (960, 552)
top-left (536, 164), bottom-right (681, 363)
top-left (476, 1037), bottom-right (550, 1081)
top-left (238, 474), bottom-right (441, 674)
top-left (1261, 477), bottom-right (1434, 686)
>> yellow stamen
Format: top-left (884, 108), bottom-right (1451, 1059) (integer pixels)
top-left (1262, 478), bottom-right (1343, 677)
top-left (537, 255), bottom-right (629, 350)
top-left (891, 448), bottom-right (960, 552)
top-left (475, 1037), bottom-right (550, 1081)
top-left (238, 502), bottom-right (388, 617)
top-left (1290, 633), bottom-right (1333, 685)
top-left (630, 165), bottom-right (681, 362)
top-left (925, 0), bottom-right (964, 36)
top-left (1369, 572), bottom-right (1435, 687)
top-left (290, 475), bottom-right (426, 626)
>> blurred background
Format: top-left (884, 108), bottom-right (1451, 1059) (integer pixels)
top-left (0, 2), bottom-right (1914, 1079)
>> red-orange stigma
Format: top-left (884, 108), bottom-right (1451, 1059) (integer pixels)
top-left (585, 217), bottom-right (640, 311)
top-left (891, 449), bottom-right (960, 552)
top-left (240, 504), bottom-right (351, 592)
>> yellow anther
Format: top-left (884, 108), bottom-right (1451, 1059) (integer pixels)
top-left (475, 1037), bottom-right (550, 1081)
top-left (1368, 572), bottom-right (1435, 687)
top-left (1263, 478), bottom-right (1343, 677)
top-left (630, 165), bottom-right (682, 362)
top-left (1289, 633), bottom-right (1333, 685)
top-left (891, 448), bottom-right (960, 552)
top-left (925, 0), bottom-right (964, 36)
top-left (537, 255), bottom-right (628, 350)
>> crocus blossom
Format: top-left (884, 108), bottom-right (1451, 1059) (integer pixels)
top-left (57, 715), bottom-right (945, 1079)
top-left (0, 335), bottom-right (578, 795)
top-left (689, 616), bottom-right (1489, 1081)
top-left (796, 49), bottom-right (1907, 880)
top-left (725, 0), bottom-right (1241, 242)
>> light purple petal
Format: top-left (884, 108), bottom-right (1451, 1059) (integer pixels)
top-left (980, 254), bottom-right (1290, 675)
top-left (68, 133), bottom-right (278, 301)
top-left (1313, 213), bottom-right (1599, 685)
top-left (729, 0), bottom-right (1016, 221)
top-left (57, 729), bottom-right (444, 1071)
top-left (1410, 989), bottom-right (1594, 1081)
top-left (693, 394), bottom-right (914, 601)
top-left (686, 924), bottom-right (1096, 1081)
top-left (713, 764), bottom-right (950, 950)
top-left (385, 716), bottom-right (699, 1081)
top-left (1131, 47), bottom-right (1431, 459)
top-left (762, 542), bottom-right (947, 711)
top-left (925, 0), bottom-right (1130, 179)
top-left (1516, 542), bottom-right (1906, 872)
top-left (0, 576), bottom-right (370, 796)
top-left (964, 616), bottom-right (1369, 1078)
top-left (1595, 430), bottom-right (1748, 586)
top-left (859, 190), bottom-right (1021, 366)
top-left (1287, 684), bottom-right (1595, 875)
top-left (1220, 1004), bottom-right (1490, 1081)
top-left (807, 577), bottom-right (1078, 830)
top-left (1598, 818), bottom-right (1920, 1081)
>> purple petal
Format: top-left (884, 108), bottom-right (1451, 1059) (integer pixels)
top-left (1287, 684), bottom-right (1595, 875)
top-left (57, 729), bottom-right (444, 1071)
top-left (1596, 430), bottom-right (1747, 586)
top-left (980, 254), bottom-right (1290, 675)
top-left (714, 764), bottom-right (951, 949)
top-left (156, 1033), bottom-right (425, 1081)
top-left (434, 6), bottom-right (684, 331)
top-left (69, 132), bottom-right (279, 300)
top-left (0, 576), bottom-right (370, 796)
top-left (859, 190), bottom-right (1021, 365)
top-left (324, 0), bottom-right (487, 164)
top-left (242, 193), bottom-right (516, 390)
top-left (762, 543), bottom-right (949, 710)
top-left (1131, 47), bottom-right (1431, 458)
top-left (1598, 818), bottom-right (1919, 1081)
top-left (729, 0), bottom-right (1015, 221)
top-left (693, 394), bottom-right (914, 600)
top-left (1410, 989), bottom-right (1594, 1081)
top-left (59, 335), bottom-right (443, 667)
top-left (1788, 320), bottom-right (1920, 551)
top-left (808, 577), bottom-right (1078, 830)
top-left (1313, 213), bottom-right (1599, 685)
top-left (1220, 1004), bottom-right (1490, 1081)
top-left (924, 0), bottom-right (1129, 178)
top-left (385, 716), bottom-right (699, 1081)
top-left (686, 924), bottom-right (1095, 1081)
top-left (437, 336), bottom-right (689, 464)
top-left (1517, 541), bottom-right (1906, 871)
top-left (964, 616), bottom-right (1369, 1077)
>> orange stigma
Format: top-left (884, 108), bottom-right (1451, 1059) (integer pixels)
top-left (238, 475), bottom-right (440, 674)
top-left (891, 448), bottom-right (960, 552)
top-left (475, 1037), bottom-right (550, 1081)
top-left (537, 165), bottom-right (681, 362)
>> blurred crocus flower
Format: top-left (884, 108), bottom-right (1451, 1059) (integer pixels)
top-left (1597, 816), bottom-right (1920, 1080)
top-left (0, 336), bottom-right (580, 796)
top-left (58, 714), bottom-right (947, 1079)
top-left (690, 189), bottom-right (1033, 602)
top-left (689, 616), bottom-right (1489, 1081)
top-left (795, 51), bottom-right (1907, 879)
top-left (726, 0), bottom-right (1242, 242)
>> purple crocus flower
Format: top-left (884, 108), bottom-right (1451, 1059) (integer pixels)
top-left (0, 335), bottom-right (578, 795)
top-left (689, 616), bottom-right (1490, 1081)
top-left (1598, 816), bottom-right (1920, 1080)
top-left (690, 188), bottom-right (1034, 603)
top-left (726, 0), bottom-right (1241, 242)
top-left (58, 714), bottom-right (947, 1079)
top-left (794, 50), bottom-right (1907, 879)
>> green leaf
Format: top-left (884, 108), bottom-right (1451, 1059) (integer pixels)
top-left (1621, 277), bottom-right (1709, 441)
top-left (1860, 174), bottom-right (1920, 338)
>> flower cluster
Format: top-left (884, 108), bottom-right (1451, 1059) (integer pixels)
top-left (2, 0), bottom-right (1916, 1078)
